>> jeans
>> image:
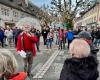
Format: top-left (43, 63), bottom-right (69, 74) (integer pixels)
top-left (46, 38), bottom-right (52, 48)
top-left (0, 39), bottom-right (4, 47)
top-left (68, 40), bottom-right (73, 48)
top-left (94, 39), bottom-right (100, 46)
top-left (56, 37), bottom-right (59, 45)
top-left (43, 37), bottom-right (47, 45)
top-left (36, 42), bottom-right (40, 51)
top-left (59, 40), bottom-right (63, 50)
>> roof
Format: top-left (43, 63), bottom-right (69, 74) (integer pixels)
top-left (0, 0), bottom-right (40, 18)
top-left (80, 2), bottom-right (99, 16)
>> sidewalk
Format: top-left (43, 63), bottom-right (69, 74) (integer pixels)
top-left (3, 41), bottom-right (100, 80)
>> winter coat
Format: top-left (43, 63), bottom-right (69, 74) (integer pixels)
top-left (66, 31), bottom-right (74, 41)
top-left (42, 30), bottom-right (48, 38)
top-left (95, 31), bottom-right (100, 39)
top-left (85, 40), bottom-right (99, 55)
top-left (58, 29), bottom-right (63, 40)
top-left (8, 72), bottom-right (27, 80)
top-left (0, 30), bottom-right (4, 40)
top-left (16, 32), bottom-right (38, 56)
top-left (35, 31), bottom-right (41, 42)
top-left (59, 56), bottom-right (99, 80)
top-left (14, 29), bottom-right (23, 39)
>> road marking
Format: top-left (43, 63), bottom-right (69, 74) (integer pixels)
top-left (5, 48), bottom-right (58, 51)
top-left (33, 50), bottom-right (64, 79)
top-left (31, 63), bottom-right (43, 74)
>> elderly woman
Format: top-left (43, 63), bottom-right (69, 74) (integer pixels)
top-left (0, 49), bottom-right (28, 80)
top-left (59, 39), bottom-right (99, 80)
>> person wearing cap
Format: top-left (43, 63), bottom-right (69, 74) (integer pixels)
top-left (78, 31), bottom-right (99, 55)
top-left (59, 39), bottom-right (99, 80)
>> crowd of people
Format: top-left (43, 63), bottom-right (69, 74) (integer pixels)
top-left (0, 25), bottom-right (100, 50)
top-left (0, 21), bottom-right (100, 80)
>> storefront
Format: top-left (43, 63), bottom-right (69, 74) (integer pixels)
top-left (87, 22), bottom-right (98, 29)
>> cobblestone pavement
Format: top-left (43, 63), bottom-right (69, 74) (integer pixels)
top-left (3, 45), bottom-right (100, 80)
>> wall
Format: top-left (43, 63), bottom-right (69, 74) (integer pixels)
top-left (0, 3), bottom-right (35, 28)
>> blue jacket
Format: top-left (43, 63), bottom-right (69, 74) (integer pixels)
top-left (66, 31), bottom-right (74, 40)
top-left (0, 30), bottom-right (4, 40)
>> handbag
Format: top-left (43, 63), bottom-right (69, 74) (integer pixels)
top-left (18, 50), bottom-right (26, 58)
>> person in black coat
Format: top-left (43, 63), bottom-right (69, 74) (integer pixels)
top-left (14, 28), bottom-right (23, 47)
top-left (59, 39), bottom-right (99, 80)
top-left (78, 31), bottom-right (99, 55)
top-left (42, 27), bottom-right (49, 45)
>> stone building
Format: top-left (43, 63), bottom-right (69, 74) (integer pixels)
top-left (0, 0), bottom-right (41, 28)
top-left (74, 2), bottom-right (100, 29)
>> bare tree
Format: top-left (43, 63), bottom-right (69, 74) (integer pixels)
top-left (51, 0), bottom-right (97, 21)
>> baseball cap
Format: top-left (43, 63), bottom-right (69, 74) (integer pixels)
top-left (78, 31), bottom-right (92, 40)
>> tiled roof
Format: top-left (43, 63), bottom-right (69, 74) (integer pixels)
top-left (0, 0), bottom-right (40, 18)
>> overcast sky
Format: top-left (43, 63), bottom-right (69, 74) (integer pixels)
top-left (32, 0), bottom-right (51, 7)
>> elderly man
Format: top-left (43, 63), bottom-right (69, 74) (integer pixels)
top-left (16, 23), bottom-right (38, 76)
top-left (78, 31), bottom-right (99, 55)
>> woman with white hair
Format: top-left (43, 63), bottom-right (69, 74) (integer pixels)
top-left (0, 49), bottom-right (28, 80)
top-left (59, 39), bottom-right (99, 80)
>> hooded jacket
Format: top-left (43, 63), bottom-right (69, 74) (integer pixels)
top-left (59, 56), bottom-right (99, 80)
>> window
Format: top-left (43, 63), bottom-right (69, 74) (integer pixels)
top-left (21, 13), bottom-right (24, 18)
top-left (1, 8), bottom-right (9, 16)
top-left (13, 11), bottom-right (19, 17)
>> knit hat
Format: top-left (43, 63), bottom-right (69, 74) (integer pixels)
top-left (78, 31), bottom-right (92, 40)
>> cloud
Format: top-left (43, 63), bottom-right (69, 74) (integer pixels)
top-left (32, 0), bottom-right (51, 7)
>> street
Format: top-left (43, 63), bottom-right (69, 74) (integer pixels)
top-left (6, 44), bottom-right (100, 80)
top-left (0, 0), bottom-right (100, 80)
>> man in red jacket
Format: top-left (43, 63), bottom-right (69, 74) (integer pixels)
top-left (16, 24), bottom-right (38, 76)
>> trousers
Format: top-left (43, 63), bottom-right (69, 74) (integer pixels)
top-left (24, 51), bottom-right (33, 75)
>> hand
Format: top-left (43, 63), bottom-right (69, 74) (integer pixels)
top-left (27, 33), bottom-right (31, 37)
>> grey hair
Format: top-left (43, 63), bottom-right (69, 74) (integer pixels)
top-left (69, 39), bottom-right (90, 58)
top-left (0, 54), bottom-right (6, 73)
top-left (0, 49), bottom-right (18, 76)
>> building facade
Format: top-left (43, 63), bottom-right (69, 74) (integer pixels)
top-left (0, 0), bottom-right (40, 28)
top-left (74, 2), bottom-right (100, 29)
